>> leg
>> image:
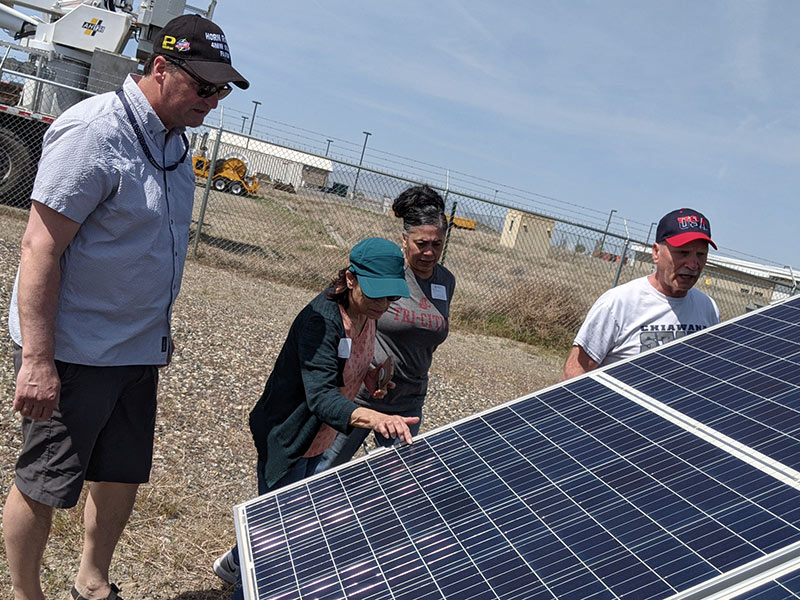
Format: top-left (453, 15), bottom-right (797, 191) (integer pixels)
top-left (234, 458), bottom-right (325, 599)
top-left (73, 365), bottom-right (156, 597)
top-left (3, 484), bottom-right (53, 600)
top-left (314, 427), bottom-right (370, 473)
top-left (73, 482), bottom-right (139, 599)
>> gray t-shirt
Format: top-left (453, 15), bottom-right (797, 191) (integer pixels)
top-left (355, 263), bottom-right (456, 412)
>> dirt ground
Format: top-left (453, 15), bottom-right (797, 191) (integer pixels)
top-left (0, 206), bottom-right (563, 598)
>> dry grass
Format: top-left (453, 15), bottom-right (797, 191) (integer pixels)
top-left (0, 206), bottom-right (562, 598)
top-left (187, 184), bottom-right (767, 351)
top-left (189, 187), bottom-right (630, 349)
top-left (453, 278), bottom-right (590, 352)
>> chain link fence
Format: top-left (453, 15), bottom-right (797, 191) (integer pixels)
top-left (1, 44), bottom-right (797, 352)
top-left (184, 123), bottom-right (798, 350)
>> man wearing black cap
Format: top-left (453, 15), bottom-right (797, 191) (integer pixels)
top-left (3, 14), bottom-right (248, 600)
top-left (563, 208), bottom-right (721, 379)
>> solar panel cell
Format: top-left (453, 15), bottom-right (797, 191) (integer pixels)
top-left (778, 570), bottom-right (800, 594)
top-left (744, 335), bottom-right (800, 357)
top-left (717, 346), bottom-right (778, 370)
top-left (759, 362), bottom-right (800, 387)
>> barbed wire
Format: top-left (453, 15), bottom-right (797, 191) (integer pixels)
top-left (210, 106), bottom-right (786, 267)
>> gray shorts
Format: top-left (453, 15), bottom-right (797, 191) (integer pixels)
top-left (12, 344), bottom-right (159, 508)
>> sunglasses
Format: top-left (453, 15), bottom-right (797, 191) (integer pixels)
top-left (384, 296), bottom-right (401, 302)
top-left (166, 57), bottom-right (232, 99)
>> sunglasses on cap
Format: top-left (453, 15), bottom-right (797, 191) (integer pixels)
top-left (164, 57), bottom-right (232, 99)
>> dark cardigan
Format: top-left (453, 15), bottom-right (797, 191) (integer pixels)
top-left (249, 290), bottom-right (358, 488)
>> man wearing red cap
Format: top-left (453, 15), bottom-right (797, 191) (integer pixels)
top-left (563, 208), bottom-right (721, 379)
top-left (4, 14), bottom-right (248, 600)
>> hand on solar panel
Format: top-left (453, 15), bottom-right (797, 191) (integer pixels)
top-left (14, 359), bottom-right (61, 421)
top-left (349, 406), bottom-right (419, 445)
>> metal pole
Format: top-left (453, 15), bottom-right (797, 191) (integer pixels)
top-left (441, 201), bottom-right (457, 266)
top-left (240, 116), bottom-right (247, 132)
top-left (612, 239), bottom-right (630, 287)
top-left (351, 131), bottom-right (371, 200)
top-left (599, 208), bottom-right (617, 253)
top-left (192, 113), bottom-right (224, 259)
top-left (0, 45), bottom-right (12, 75)
top-left (248, 100), bottom-right (261, 136)
top-left (325, 139), bottom-right (333, 156)
top-left (442, 168), bottom-right (450, 205)
top-left (645, 221), bottom-right (656, 246)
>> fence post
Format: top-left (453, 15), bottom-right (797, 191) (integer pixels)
top-left (612, 238), bottom-right (630, 287)
top-left (441, 200), bottom-right (457, 266)
top-left (191, 116), bottom-right (224, 259)
top-left (0, 45), bottom-right (11, 75)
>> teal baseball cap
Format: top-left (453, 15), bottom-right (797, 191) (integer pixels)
top-left (348, 238), bottom-right (410, 299)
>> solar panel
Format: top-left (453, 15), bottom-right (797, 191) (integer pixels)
top-left (605, 298), bottom-right (800, 475)
top-left (235, 295), bottom-right (800, 600)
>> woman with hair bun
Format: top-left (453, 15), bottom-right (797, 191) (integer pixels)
top-left (315, 184), bottom-right (456, 470)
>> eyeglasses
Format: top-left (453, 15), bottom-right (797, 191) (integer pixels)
top-left (165, 57), bottom-right (232, 99)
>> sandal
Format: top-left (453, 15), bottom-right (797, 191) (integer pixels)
top-left (70, 583), bottom-right (123, 600)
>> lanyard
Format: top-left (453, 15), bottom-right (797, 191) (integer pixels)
top-left (116, 88), bottom-right (189, 172)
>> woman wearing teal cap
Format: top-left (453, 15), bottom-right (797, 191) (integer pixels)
top-left (315, 185), bottom-right (456, 472)
top-left (214, 237), bottom-right (418, 593)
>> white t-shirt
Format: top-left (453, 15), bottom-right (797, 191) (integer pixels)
top-left (574, 276), bottom-right (720, 367)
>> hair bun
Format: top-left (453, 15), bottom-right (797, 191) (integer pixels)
top-left (392, 185), bottom-right (444, 217)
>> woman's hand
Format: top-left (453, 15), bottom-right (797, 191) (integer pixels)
top-left (350, 407), bottom-right (419, 445)
top-left (364, 357), bottom-right (394, 398)
top-left (370, 380), bottom-right (395, 400)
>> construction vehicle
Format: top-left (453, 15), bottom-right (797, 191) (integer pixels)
top-left (449, 215), bottom-right (477, 230)
top-left (193, 153), bottom-right (259, 196)
top-left (0, 0), bottom-right (216, 207)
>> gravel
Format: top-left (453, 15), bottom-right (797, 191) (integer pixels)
top-left (0, 207), bottom-right (562, 598)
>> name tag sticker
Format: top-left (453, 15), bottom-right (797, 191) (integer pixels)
top-left (430, 284), bottom-right (447, 301)
top-left (338, 338), bottom-right (352, 358)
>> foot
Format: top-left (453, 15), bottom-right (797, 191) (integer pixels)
top-left (213, 549), bottom-right (240, 584)
top-left (70, 583), bottom-right (122, 600)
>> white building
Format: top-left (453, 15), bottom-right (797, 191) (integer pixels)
top-left (196, 131), bottom-right (334, 190)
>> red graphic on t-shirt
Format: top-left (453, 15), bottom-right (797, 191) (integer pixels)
top-left (419, 297), bottom-right (431, 310)
top-left (394, 307), bottom-right (447, 331)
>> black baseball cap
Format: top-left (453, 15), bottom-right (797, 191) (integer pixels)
top-left (656, 208), bottom-right (717, 249)
top-left (154, 14), bottom-right (249, 89)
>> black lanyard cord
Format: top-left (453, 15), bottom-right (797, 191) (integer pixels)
top-left (116, 88), bottom-right (189, 172)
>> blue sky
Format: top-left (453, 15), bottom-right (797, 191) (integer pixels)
top-left (209, 0), bottom-right (800, 268)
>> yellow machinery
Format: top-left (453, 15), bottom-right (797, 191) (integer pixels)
top-left (449, 215), bottom-right (477, 230)
top-left (193, 155), bottom-right (260, 197)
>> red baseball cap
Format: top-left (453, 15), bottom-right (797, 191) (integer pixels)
top-left (655, 208), bottom-right (717, 249)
